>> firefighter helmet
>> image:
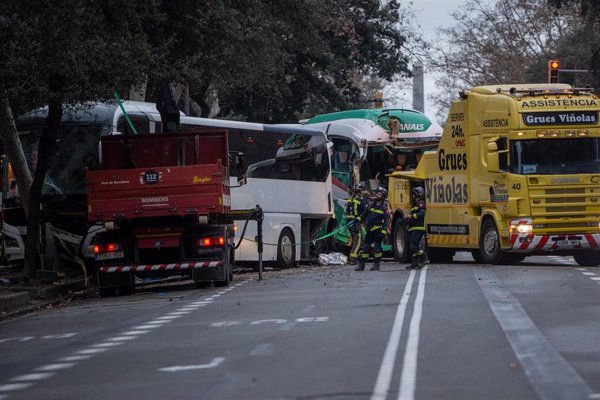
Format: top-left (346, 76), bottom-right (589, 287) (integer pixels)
top-left (352, 181), bottom-right (366, 193)
top-left (412, 186), bottom-right (424, 199)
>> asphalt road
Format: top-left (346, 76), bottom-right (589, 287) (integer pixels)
top-left (0, 253), bottom-right (599, 400)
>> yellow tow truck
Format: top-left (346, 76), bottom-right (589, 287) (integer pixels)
top-left (388, 83), bottom-right (600, 266)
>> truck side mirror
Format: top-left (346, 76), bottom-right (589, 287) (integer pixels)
top-left (487, 141), bottom-right (500, 172)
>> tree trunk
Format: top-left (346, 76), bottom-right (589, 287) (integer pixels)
top-left (23, 98), bottom-right (63, 277)
top-left (0, 96), bottom-right (33, 217)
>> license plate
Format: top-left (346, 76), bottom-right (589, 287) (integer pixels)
top-left (96, 251), bottom-right (124, 261)
top-left (557, 240), bottom-right (579, 246)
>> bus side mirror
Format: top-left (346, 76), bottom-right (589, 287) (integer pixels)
top-left (235, 152), bottom-right (245, 185)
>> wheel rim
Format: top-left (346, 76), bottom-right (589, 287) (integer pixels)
top-left (280, 234), bottom-right (293, 264)
top-left (395, 229), bottom-right (406, 256)
top-left (483, 229), bottom-right (498, 256)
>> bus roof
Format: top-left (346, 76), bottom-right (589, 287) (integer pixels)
top-left (304, 108), bottom-right (442, 139)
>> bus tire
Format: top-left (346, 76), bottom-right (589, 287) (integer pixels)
top-left (392, 219), bottom-right (409, 262)
top-left (574, 250), bottom-right (600, 267)
top-left (277, 228), bottom-right (296, 268)
top-left (479, 219), bottom-right (502, 264)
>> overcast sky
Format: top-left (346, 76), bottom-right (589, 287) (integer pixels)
top-left (385, 0), bottom-right (467, 119)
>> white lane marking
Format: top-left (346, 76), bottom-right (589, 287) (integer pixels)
top-left (210, 321), bottom-right (242, 327)
top-left (121, 330), bottom-right (150, 336)
top-left (0, 383), bottom-right (34, 391)
top-left (35, 363), bottom-right (75, 371)
top-left (107, 336), bottom-right (137, 342)
top-left (279, 322), bottom-right (297, 331)
top-left (158, 357), bottom-right (225, 372)
top-left (152, 316), bottom-right (180, 321)
top-left (250, 343), bottom-right (273, 356)
top-left (134, 324), bottom-right (163, 330)
top-left (302, 305), bottom-right (316, 312)
top-left (370, 270), bottom-right (417, 400)
top-left (40, 333), bottom-right (78, 340)
top-left (250, 319), bottom-right (287, 325)
top-left (59, 355), bottom-right (93, 362)
top-left (397, 267), bottom-right (427, 400)
top-left (295, 317), bottom-right (329, 323)
top-left (10, 373), bottom-right (55, 382)
top-left (91, 342), bottom-right (123, 348)
top-left (582, 272), bottom-right (596, 276)
top-left (0, 336), bottom-right (34, 344)
top-left (476, 269), bottom-right (593, 400)
top-left (75, 348), bottom-right (109, 355)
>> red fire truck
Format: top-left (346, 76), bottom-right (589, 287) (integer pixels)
top-left (86, 129), bottom-right (235, 296)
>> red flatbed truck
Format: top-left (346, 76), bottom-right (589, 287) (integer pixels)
top-left (86, 129), bottom-right (235, 296)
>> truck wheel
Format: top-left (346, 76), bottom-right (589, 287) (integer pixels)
top-left (276, 228), bottom-right (296, 268)
top-left (215, 264), bottom-right (231, 287)
top-left (479, 219), bottom-right (502, 264)
top-left (471, 250), bottom-right (483, 263)
top-left (574, 251), bottom-right (600, 267)
top-left (392, 219), bottom-right (409, 262)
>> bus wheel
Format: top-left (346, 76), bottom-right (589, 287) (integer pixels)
top-left (574, 251), bottom-right (600, 267)
top-left (277, 228), bottom-right (296, 268)
top-left (392, 219), bottom-right (409, 262)
top-left (480, 219), bottom-right (502, 264)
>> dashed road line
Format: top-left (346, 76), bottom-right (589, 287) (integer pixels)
top-left (0, 278), bottom-right (251, 398)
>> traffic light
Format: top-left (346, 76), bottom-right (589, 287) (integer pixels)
top-left (548, 60), bottom-right (560, 83)
top-left (374, 91), bottom-right (384, 108)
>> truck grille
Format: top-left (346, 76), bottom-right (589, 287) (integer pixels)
top-left (528, 181), bottom-right (600, 234)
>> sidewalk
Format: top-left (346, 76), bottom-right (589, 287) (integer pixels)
top-left (0, 270), bottom-right (93, 321)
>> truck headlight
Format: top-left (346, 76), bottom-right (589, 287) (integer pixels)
top-left (510, 218), bottom-right (533, 235)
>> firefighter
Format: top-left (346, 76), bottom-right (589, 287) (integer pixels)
top-left (346, 182), bottom-right (367, 263)
top-left (405, 186), bottom-right (429, 269)
top-left (356, 187), bottom-right (389, 271)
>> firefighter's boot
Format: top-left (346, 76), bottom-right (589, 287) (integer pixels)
top-left (355, 258), bottom-right (366, 271)
top-left (407, 253), bottom-right (418, 270)
top-left (415, 251), bottom-right (429, 269)
top-left (370, 259), bottom-right (381, 271)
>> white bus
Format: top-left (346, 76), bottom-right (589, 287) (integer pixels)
top-left (4, 101), bottom-right (332, 270)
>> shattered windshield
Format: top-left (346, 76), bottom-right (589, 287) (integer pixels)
top-left (509, 137), bottom-right (600, 175)
top-left (19, 124), bottom-right (107, 196)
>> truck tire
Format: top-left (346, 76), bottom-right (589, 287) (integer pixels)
top-left (277, 228), bottom-right (296, 268)
top-left (215, 265), bottom-right (231, 287)
top-left (392, 219), bottom-right (409, 262)
top-left (574, 250), bottom-right (600, 267)
top-left (479, 219), bottom-right (502, 264)
top-left (471, 250), bottom-right (483, 263)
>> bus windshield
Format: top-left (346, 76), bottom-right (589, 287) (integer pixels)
top-left (18, 123), bottom-right (106, 197)
top-left (509, 138), bottom-right (600, 175)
